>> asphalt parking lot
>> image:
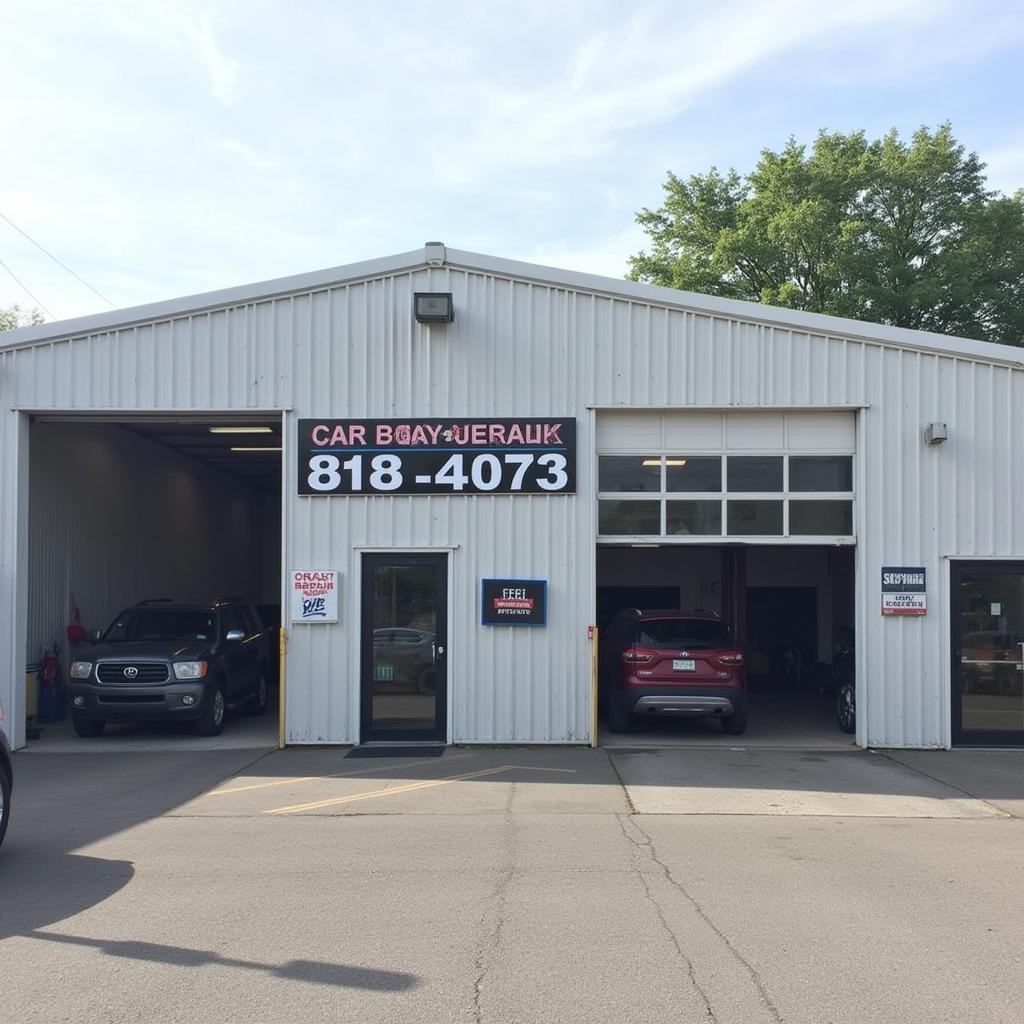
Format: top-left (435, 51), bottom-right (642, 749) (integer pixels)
top-left (3, 743), bottom-right (1023, 1023)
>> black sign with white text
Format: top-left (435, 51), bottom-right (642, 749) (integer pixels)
top-left (481, 579), bottom-right (547, 626)
top-left (298, 418), bottom-right (576, 495)
top-left (881, 566), bottom-right (927, 616)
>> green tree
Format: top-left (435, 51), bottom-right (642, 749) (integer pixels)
top-left (629, 124), bottom-right (1024, 346)
top-left (0, 304), bottom-right (46, 332)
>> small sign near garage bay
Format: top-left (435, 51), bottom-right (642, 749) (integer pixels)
top-left (481, 579), bottom-right (547, 626)
top-left (298, 418), bottom-right (576, 495)
top-left (290, 570), bottom-right (339, 623)
top-left (881, 567), bottom-right (927, 616)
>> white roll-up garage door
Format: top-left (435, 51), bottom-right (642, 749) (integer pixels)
top-left (596, 410), bottom-right (856, 543)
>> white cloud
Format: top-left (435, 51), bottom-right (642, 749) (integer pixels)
top-left (431, 0), bottom-right (935, 185)
top-left (145, 1), bottom-right (243, 105)
top-left (508, 225), bottom-right (648, 281)
top-left (0, 0), bottom-right (1018, 323)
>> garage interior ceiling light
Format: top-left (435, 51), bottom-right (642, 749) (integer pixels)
top-left (230, 446), bottom-right (283, 452)
top-left (209, 426), bottom-right (273, 434)
top-left (642, 459), bottom-right (687, 466)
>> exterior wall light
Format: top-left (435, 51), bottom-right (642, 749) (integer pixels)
top-left (925, 422), bottom-right (948, 445)
top-left (414, 292), bottom-right (454, 324)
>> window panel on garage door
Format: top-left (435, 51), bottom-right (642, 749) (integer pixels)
top-left (596, 411), bottom-right (855, 541)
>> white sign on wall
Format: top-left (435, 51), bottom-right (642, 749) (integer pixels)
top-left (290, 570), bottom-right (340, 623)
top-left (881, 567), bottom-right (927, 616)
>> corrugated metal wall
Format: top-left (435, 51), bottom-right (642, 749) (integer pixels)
top-left (2, 255), bottom-right (1024, 748)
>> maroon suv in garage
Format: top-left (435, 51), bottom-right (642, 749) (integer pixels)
top-left (600, 609), bottom-right (748, 735)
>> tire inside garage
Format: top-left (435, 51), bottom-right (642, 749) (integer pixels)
top-left (597, 544), bottom-right (855, 747)
top-left (24, 416), bottom-right (282, 748)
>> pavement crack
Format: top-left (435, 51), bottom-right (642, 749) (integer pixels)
top-left (472, 814), bottom-right (515, 1024)
top-left (616, 814), bottom-right (716, 1022)
top-left (620, 814), bottom-right (783, 1024)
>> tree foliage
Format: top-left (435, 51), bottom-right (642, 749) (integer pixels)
top-left (629, 124), bottom-right (1024, 346)
top-left (0, 304), bottom-right (46, 333)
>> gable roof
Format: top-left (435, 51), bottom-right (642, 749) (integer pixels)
top-left (2, 243), bottom-right (1022, 368)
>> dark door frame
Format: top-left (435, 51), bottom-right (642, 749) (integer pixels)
top-left (360, 551), bottom-right (448, 743)
top-left (951, 559), bottom-right (1024, 747)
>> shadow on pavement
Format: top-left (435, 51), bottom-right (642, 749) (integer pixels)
top-left (0, 852), bottom-right (135, 937)
top-left (193, 743), bottom-right (1024, 810)
top-left (0, 746), bottom-right (273, 935)
top-left (26, 931), bottom-right (418, 991)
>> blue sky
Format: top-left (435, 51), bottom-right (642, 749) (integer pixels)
top-left (2, 0), bottom-right (1023, 321)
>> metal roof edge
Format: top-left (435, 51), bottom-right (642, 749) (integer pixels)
top-left (3, 242), bottom-right (1022, 369)
top-left (0, 248), bottom-right (428, 350)
top-left (442, 248), bottom-right (1024, 369)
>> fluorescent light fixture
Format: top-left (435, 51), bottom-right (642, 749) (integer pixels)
top-left (665, 459), bottom-right (687, 467)
top-left (209, 426), bottom-right (273, 434)
top-left (230, 446), bottom-right (283, 452)
top-left (641, 459), bottom-right (661, 467)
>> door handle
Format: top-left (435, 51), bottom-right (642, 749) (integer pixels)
top-left (432, 642), bottom-right (445, 662)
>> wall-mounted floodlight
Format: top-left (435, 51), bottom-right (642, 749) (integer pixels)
top-left (925, 422), bottom-right (948, 445)
top-left (414, 292), bottom-right (454, 324)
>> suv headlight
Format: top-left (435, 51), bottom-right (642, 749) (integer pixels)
top-left (173, 661), bottom-right (208, 681)
top-left (70, 661), bottom-right (93, 679)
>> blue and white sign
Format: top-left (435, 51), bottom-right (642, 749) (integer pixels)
top-left (290, 570), bottom-right (340, 623)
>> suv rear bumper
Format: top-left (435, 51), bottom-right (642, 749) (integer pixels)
top-left (66, 681), bottom-right (209, 722)
top-left (614, 685), bottom-right (747, 719)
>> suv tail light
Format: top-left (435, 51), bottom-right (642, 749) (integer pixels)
top-left (716, 651), bottom-right (744, 666)
top-left (622, 648), bottom-right (656, 665)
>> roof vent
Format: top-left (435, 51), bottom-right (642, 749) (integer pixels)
top-left (424, 241), bottom-right (446, 267)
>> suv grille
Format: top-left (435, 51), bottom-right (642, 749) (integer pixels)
top-left (97, 662), bottom-right (170, 684)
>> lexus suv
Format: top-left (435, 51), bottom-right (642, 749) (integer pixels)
top-left (600, 609), bottom-right (748, 735)
top-left (66, 598), bottom-right (272, 738)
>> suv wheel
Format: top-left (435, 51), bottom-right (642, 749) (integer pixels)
top-left (605, 696), bottom-right (631, 734)
top-left (72, 715), bottom-right (106, 738)
top-left (246, 674), bottom-right (269, 716)
top-left (836, 680), bottom-right (856, 734)
top-left (197, 684), bottom-right (227, 737)
top-left (0, 761), bottom-right (11, 849)
top-left (721, 709), bottom-right (748, 736)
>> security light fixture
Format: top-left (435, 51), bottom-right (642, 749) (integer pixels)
top-left (414, 292), bottom-right (454, 324)
top-left (209, 426), bottom-right (273, 434)
top-left (925, 422), bottom-right (948, 445)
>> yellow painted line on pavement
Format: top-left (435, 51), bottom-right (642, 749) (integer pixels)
top-left (264, 770), bottom-right (577, 815)
top-left (205, 753), bottom-right (473, 797)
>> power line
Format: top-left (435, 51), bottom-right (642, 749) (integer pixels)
top-left (0, 255), bottom-right (55, 320)
top-left (0, 209), bottom-right (116, 308)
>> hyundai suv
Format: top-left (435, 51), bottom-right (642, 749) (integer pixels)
top-left (66, 598), bottom-right (272, 738)
top-left (600, 609), bottom-right (748, 735)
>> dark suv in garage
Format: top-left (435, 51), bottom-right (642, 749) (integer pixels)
top-left (600, 609), bottom-right (748, 735)
top-left (67, 598), bottom-right (271, 738)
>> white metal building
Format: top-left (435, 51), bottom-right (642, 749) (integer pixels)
top-left (2, 242), bottom-right (1023, 751)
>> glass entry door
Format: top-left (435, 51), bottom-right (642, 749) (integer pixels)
top-left (952, 562), bottom-right (1024, 746)
top-left (361, 553), bottom-right (447, 742)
